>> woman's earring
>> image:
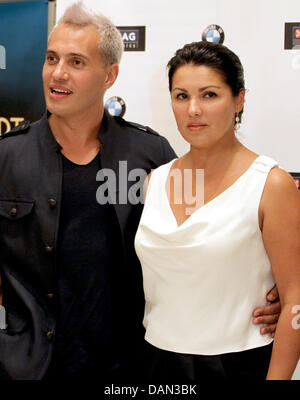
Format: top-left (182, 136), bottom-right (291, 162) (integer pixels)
top-left (235, 113), bottom-right (240, 131)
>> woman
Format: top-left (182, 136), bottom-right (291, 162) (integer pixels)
top-left (135, 41), bottom-right (300, 380)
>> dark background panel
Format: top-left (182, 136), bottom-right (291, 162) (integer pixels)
top-left (0, 0), bottom-right (48, 132)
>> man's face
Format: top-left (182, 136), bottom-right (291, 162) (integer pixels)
top-left (43, 23), bottom-right (116, 119)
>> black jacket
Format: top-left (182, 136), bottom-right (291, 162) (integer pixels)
top-left (0, 112), bottom-right (176, 380)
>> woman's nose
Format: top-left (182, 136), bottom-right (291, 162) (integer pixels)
top-left (188, 98), bottom-right (202, 117)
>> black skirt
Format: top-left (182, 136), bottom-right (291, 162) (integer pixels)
top-left (142, 340), bottom-right (273, 382)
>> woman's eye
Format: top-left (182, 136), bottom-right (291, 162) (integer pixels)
top-left (203, 91), bottom-right (217, 98)
top-left (176, 93), bottom-right (188, 100)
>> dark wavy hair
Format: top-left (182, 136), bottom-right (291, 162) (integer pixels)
top-left (167, 41), bottom-right (245, 120)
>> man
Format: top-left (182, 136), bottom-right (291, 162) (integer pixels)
top-left (0, 2), bottom-right (280, 380)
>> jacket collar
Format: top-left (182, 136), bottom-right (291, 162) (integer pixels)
top-left (42, 110), bottom-right (114, 153)
top-left (98, 112), bottom-right (130, 172)
top-left (41, 110), bottom-right (128, 176)
top-left (40, 111), bottom-right (62, 153)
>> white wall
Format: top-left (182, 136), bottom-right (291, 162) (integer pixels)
top-left (56, 0), bottom-right (300, 379)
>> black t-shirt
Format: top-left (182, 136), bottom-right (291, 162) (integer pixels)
top-left (50, 152), bottom-right (123, 378)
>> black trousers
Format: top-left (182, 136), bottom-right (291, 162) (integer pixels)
top-left (142, 340), bottom-right (273, 382)
top-left (42, 349), bottom-right (123, 382)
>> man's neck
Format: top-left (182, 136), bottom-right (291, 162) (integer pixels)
top-left (48, 110), bottom-right (104, 165)
top-left (48, 109), bottom-right (104, 147)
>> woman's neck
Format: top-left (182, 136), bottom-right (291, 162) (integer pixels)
top-left (182, 136), bottom-right (243, 175)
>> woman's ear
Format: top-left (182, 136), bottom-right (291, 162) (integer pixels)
top-left (236, 88), bottom-right (246, 113)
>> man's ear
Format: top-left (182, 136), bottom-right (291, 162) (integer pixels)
top-left (104, 64), bottom-right (119, 90)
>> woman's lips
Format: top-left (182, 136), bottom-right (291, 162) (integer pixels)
top-left (187, 123), bottom-right (207, 131)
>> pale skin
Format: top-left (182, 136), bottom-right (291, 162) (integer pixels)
top-left (145, 64), bottom-right (300, 378)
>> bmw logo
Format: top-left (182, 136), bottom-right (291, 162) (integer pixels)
top-left (105, 96), bottom-right (126, 117)
top-left (202, 24), bottom-right (225, 44)
top-left (295, 28), bottom-right (300, 39)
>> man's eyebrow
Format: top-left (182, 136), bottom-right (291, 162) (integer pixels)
top-left (68, 52), bottom-right (89, 60)
top-left (45, 50), bottom-right (89, 60)
top-left (45, 50), bottom-right (56, 55)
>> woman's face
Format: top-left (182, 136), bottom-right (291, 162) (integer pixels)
top-left (170, 63), bottom-right (244, 149)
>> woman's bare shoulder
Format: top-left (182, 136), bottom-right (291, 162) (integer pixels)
top-left (266, 167), bottom-right (297, 192)
top-left (262, 166), bottom-right (300, 213)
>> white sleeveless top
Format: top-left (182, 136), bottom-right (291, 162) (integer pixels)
top-left (134, 155), bottom-right (278, 355)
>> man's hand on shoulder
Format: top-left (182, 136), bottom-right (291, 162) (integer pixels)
top-left (252, 285), bottom-right (281, 337)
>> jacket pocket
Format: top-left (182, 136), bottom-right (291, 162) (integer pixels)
top-left (0, 199), bottom-right (34, 221)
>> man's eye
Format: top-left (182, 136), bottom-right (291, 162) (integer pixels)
top-left (47, 56), bottom-right (57, 64)
top-left (203, 91), bottom-right (217, 98)
top-left (73, 59), bottom-right (83, 66)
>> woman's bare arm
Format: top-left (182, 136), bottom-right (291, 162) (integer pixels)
top-left (260, 168), bottom-right (300, 379)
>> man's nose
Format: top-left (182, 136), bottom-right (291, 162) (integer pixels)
top-left (52, 61), bottom-right (68, 80)
top-left (188, 98), bottom-right (202, 117)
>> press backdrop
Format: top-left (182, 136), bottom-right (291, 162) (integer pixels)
top-left (56, 0), bottom-right (300, 174)
top-left (57, 0), bottom-right (300, 379)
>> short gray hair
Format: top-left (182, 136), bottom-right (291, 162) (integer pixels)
top-left (50, 1), bottom-right (123, 65)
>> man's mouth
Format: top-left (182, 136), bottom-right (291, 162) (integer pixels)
top-left (51, 88), bottom-right (72, 95)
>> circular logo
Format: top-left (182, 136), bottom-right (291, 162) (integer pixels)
top-left (295, 28), bottom-right (300, 39)
top-left (202, 24), bottom-right (225, 44)
top-left (105, 96), bottom-right (126, 118)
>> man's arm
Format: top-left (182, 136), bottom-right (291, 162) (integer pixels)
top-left (159, 135), bottom-right (177, 164)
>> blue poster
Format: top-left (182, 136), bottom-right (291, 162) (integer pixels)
top-left (0, 0), bottom-right (48, 133)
